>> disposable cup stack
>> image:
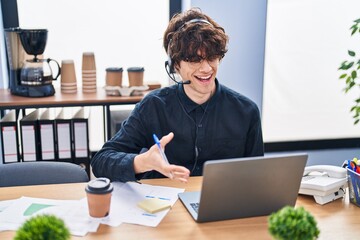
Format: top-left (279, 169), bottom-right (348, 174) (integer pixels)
top-left (82, 52), bottom-right (97, 93)
top-left (61, 60), bottom-right (77, 94)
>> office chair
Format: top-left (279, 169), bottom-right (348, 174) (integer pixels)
top-left (111, 109), bottom-right (132, 137)
top-left (0, 161), bottom-right (89, 187)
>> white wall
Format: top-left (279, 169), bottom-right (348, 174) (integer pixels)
top-left (17, 0), bottom-right (169, 88)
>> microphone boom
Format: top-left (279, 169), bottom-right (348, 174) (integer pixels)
top-left (165, 61), bottom-right (191, 85)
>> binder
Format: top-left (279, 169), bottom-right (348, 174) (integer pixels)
top-left (20, 109), bottom-right (40, 161)
top-left (0, 110), bottom-right (20, 163)
top-left (72, 107), bottom-right (90, 176)
top-left (55, 108), bottom-right (73, 163)
top-left (38, 109), bottom-right (56, 161)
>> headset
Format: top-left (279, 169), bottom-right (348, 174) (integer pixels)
top-left (165, 18), bottom-right (213, 85)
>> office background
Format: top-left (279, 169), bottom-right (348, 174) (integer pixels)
top-left (190, 0), bottom-right (360, 166)
top-left (0, 0), bottom-right (359, 166)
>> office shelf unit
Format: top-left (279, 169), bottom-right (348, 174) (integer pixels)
top-left (0, 88), bottom-right (145, 174)
top-left (0, 88), bottom-right (144, 141)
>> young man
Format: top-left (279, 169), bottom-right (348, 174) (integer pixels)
top-left (91, 8), bottom-right (264, 183)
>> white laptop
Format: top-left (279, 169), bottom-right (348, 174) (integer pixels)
top-left (178, 153), bottom-right (308, 222)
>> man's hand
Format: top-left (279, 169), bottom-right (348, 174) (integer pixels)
top-left (134, 132), bottom-right (190, 183)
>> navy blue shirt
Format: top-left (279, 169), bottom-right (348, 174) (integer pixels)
top-left (91, 79), bottom-right (264, 182)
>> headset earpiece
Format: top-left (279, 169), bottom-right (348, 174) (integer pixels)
top-left (168, 56), bottom-right (175, 74)
top-left (167, 39), bottom-right (175, 74)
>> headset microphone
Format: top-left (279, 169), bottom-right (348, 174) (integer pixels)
top-left (165, 61), bottom-right (191, 85)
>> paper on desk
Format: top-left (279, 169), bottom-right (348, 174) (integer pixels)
top-left (0, 199), bottom-right (14, 213)
top-left (0, 182), bottom-right (184, 234)
top-left (105, 182), bottom-right (184, 227)
top-left (0, 197), bottom-right (99, 237)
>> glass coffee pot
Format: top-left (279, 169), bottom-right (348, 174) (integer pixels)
top-left (19, 29), bottom-right (60, 86)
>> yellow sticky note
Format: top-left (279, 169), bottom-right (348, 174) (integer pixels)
top-left (137, 198), bottom-right (171, 214)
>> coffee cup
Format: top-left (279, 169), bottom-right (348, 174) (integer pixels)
top-left (127, 67), bottom-right (144, 87)
top-left (85, 178), bottom-right (113, 218)
top-left (106, 67), bottom-right (123, 87)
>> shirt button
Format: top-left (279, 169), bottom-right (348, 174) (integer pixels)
top-left (198, 124), bottom-right (202, 128)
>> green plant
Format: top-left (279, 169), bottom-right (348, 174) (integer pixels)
top-left (14, 214), bottom-right (70, 240)
top-left (338, 18), bottom-right (360, 124)
top-left (268, 206), bottom-right (320, 240)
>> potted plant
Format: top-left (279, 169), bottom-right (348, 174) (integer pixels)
top-left (338, 18), bottom-right (360, 124)
top-left (268, 206), bottom-right (320, 240)
top-left (14, 214), bottom-right (70, 240)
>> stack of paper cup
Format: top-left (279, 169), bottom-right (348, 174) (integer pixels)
top-left (61, 60), bottom-right (77, 94)
top-left (82, 52), bottom-right (97, 93)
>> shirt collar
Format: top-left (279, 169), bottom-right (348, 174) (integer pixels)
top-left (177, 78), bottom-right (221, 113)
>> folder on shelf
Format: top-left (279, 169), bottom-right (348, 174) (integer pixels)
top-left (20, 109), bottom-right (40, 161)
top-left (0, 110), bottom-right (20, 163)
top-left (55, 108), bottom-right (73, 163)
top-left (72, 107), bottom-right (90, 176)
top-left (38, 109), bottom-right (56, 161)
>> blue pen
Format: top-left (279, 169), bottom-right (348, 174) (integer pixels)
top-left (153, 134), bottom-right (173, 178)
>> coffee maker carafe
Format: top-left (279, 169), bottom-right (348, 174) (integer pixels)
top-left (4, 28), bottom-right (61, 97)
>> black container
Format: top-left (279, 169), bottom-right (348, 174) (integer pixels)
top-left (19, 29), bottom-right (48, 57)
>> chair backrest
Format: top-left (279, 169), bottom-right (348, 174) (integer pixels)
top-left (0, 161), bottom-right (89, 187)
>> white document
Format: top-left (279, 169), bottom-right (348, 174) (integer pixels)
top-left (2, 126), bottom-right (18, 162)
top-left (0, 182), bottom-right (184, 236)
top-left (40, 124), bottom-right (55, 160)
top-left (0, 197), bottom-right (99, 237)
top-left (0, 199), bottom-right (15, 213)
top-left (106, 182), bottom-right (185, 227)
top-left (74, 122), bottom-right (88, 158)
top-left (21, 125), bottom-right (36, 161)
top-left (57, 123), bottom-right (71, 159)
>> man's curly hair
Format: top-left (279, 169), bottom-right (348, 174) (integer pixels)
top-left (163, 8), bottom-right (229, 72)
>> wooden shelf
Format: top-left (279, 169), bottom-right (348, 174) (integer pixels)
top-left (0, 88), bottom-right (145, 109)
top-left (0, 87), bottom-right (146, 141)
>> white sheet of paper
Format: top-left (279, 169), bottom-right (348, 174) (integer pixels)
top-left (0, 199), bottom-right (15, 213)
top-left (0, 197), bottom-right (99, 237)
top-left (0, 182), bottom-right (185, 235)
top-left (105, 182), bottom-right (185, 227)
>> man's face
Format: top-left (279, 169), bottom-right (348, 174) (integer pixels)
top-left (177, 50), bottom-right (220, 102)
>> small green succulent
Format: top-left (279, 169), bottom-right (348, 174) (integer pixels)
top-left (268, 206), bottom-right (320, 240)
top-left (14, 214), bottom-right (70, 240)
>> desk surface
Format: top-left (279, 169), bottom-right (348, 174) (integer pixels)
top-left (0, 88), bottom-right (144, 109)
top-left (0, 177), bottom-right (358, 240)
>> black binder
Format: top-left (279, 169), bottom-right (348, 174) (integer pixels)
top-left (0, 110), bottom-right (20, 163)
top-left (72, 107), bottom-right (90, 177)
top-left (55, 108), bottom-right (73, 163)
top-left (38, 109), bottom-right (57, 161)
top-left (20, 109), bottom-right (40, 161)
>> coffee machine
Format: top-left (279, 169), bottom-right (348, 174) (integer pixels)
top-left (4, 28), bottom-right (61, 97)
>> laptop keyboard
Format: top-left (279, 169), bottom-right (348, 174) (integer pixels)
top-left (190, 202), bottom-right (199, 213)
